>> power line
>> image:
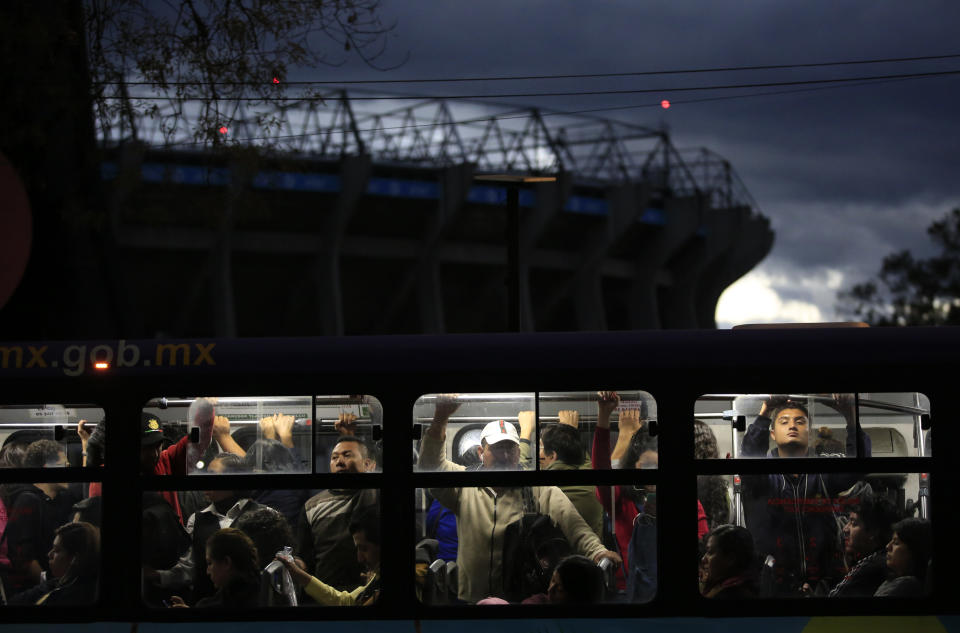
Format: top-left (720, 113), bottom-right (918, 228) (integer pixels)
top-left (97, 52), bottom-right (960, 86)
top-left (103, 68), bottom-right (960, 102)
top-left (144, 73), bottom-right (932, 149)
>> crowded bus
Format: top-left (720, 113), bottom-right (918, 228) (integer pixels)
top-left (0, 327), bottom-right (948, 625)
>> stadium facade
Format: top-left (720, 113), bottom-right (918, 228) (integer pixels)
top-left (98, 91), bottom-right (773, 336)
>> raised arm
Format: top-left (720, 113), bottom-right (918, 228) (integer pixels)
top-left (417, 394), bottom-right (463, 472)
top-left (612, 409), bottom-right (641, 463)
top-left (273, 414), bottom-right (297, 449)
top-left (418, 395), bottom-right (465, 511)
top-left (557, 410), bottom-right (591, 469)
top-left (518, 410), bottom-right (536, 469)
top-left (592, 391), bottom-right (620, 515)
top-left (740, 399), bottom-right (773, 457)
top-left (276, 554), bottom-right (366, 606)
top-left (592, 391), bottom-right (619, 470)
top-left (212, 415), bottom-right (246, 457)
top-left (335, 412), bottom-right (359, 437)
top-left (77, 419), bottom-right (91, 467)
top-left (543, 486), bottom-right (621, 566)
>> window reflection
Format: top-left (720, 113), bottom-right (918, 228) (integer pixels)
top-left (858, 393), bottom-right (931, 457)
top-left (141, 397), bottom-right (312, 475)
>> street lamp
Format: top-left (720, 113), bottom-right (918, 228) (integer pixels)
top-left (473, 174), bottom-right (557, 332)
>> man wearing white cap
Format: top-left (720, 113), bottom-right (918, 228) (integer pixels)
top-left (418, 395), bottom-right (621, 603)
top-left (475, 418), bottom-right (522, 470)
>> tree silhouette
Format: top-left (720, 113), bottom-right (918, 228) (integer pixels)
top-left (0, 0), bottom-right (402, 338)
top-left (839, 208), bottom-right (960, 326)
top-left (87, 0), bottom-right (404, 146)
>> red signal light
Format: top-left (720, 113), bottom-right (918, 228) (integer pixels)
top-left (660, 100), bottom-right (671, 109)
top-left (219, 126), bottom-right (228, 135)
top-left (272, 77), bottom-right (280, 84)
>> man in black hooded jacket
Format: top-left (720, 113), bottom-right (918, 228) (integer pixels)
top-left (740, 395), bottom-right (871, 597)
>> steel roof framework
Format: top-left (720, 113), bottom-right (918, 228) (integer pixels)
top-left (97, 88), bottom-right (759, 213)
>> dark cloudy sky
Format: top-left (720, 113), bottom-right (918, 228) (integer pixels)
top-left (310, 1), bottom-right (960, 327)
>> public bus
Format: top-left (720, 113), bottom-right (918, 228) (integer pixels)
top-left (0, 327), bottom-right (952, 630)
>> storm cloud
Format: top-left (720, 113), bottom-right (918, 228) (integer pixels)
top-left (309, 1), bottom-right (960, 325)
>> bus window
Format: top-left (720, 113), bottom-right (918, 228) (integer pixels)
top-left (0, 404), bottom-right (105, 469)
top-left (537, 391), bottom-right (657, 471)
top-left (141, 397), bottom-right (312, 475)
top-left (142, 487), bottom-right (380, 608)
top-left (314, 395), bottom-right (382, 474)
top-left (699, 472), bottom-right (931, 599)
top-left (416, 485), bottom-right (647, 605)
top-left (414, 393), bottom-right (535, 472)
top-left (858, 393), bottom-right (931, 457)
top-left (695, 394), bottom-right (861, 459)
top-left (695, 393), bottom-right (931, 460)
top-left (0, 405), bottom-right (104, 607)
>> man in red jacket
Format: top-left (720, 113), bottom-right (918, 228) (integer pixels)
top-left (140, 398), bottom-right (241, 523)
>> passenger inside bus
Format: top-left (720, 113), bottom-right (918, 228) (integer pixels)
top-left (3, 440), bottom-right (77, 595)
top-left (424, 446), bottom-right (479, 563)
top-left (699, 525), bottom-right (757, 599)
top-left (739, 395), bottom-right (871, 597)
top-left (278, 507), bottom-right (381, 606)
top-left (169, 527), bottom-right (261, 609)
top-left (828, 491), bottom-right (899, 597)
top-left (297, 428), bottom-right (379, 593)
top-left (520, 410), bottom-right (604, 538)
top-left (876, 517), bottom-right (931, 597)
top-left (7, 521), bottom-right (100, 606)
top-left (140, 399), bottom-right (242, 478)
top-left (591, 391), bottom-right (642, 594)
top-left (694, 421), bottom-right (730, 531)
top-left (144, 453), bottom-right (268, 605)
top-left (417, 394), bottom-right (621, 604)
top-left (517, 554), bottom-right (605, 605)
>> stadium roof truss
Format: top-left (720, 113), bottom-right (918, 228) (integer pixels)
top-left (96, 88), bottom-right (758, 213)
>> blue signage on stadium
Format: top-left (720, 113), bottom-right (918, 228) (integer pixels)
top-left (98, 162), bottom-right (674, 226)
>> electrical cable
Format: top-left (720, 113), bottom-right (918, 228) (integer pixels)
top-left (100, 68), bottom-right (960, 102)
top-left (141, 73), bottom-right (941, 149)
top-left (95, 52), bottom-right (960, 86)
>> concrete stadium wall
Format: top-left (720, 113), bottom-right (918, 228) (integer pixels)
top-left (101, 148), bottom-right (773, 336)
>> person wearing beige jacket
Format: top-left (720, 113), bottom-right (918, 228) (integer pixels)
top-left (418, 396), bottom-right (620, 603)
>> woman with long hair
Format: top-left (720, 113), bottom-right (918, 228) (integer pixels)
top-left (694, 420), bottom-right (730, 531)
top-left (9, 521), bottom-right (100, 606)
top-left (169, 527), bottom-right (261, 608)
top-left (699, 524), bottom-right (757, 599)
top-left (875, 518), bottom-right (932, 597)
